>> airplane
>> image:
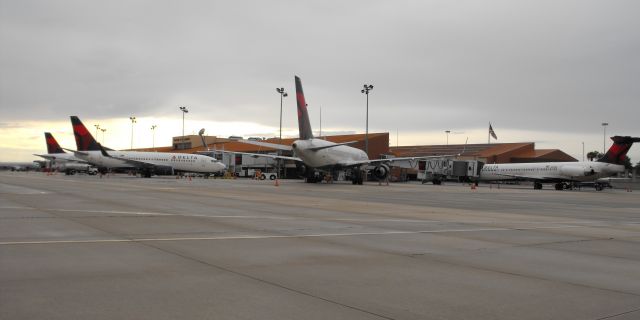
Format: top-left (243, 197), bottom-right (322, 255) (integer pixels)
top-left (206, 76), bottom-right (453, 184)
top-left (0, 162), bottom-right (41, 171)
top-left (478, 136), bottom-right (639, 191)
top-left (33, 132), bottom-right (98, 174)
top-left (34, 132), bottom-right (87, 164)
top-left (66, 116), bottom-right (226, 177)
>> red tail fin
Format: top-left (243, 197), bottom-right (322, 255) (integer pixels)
top-left (44, 132), bottom-right (65, 154)
top-left (295, 76), bottom-right (314, 140)
top-left (70, 116), bottom-right (102, 151)
top-left (598, 136), bottom-right (640, 165)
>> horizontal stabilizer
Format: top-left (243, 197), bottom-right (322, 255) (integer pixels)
top-left (308, 141), bottom-right (358, 152)
top-left (236, 139), bottom-right (293, 151)
top-left (63, 148), bottom-right (89, 156)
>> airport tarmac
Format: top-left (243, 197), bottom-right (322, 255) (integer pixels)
top-left (1, 171), bottom-right (639, 320)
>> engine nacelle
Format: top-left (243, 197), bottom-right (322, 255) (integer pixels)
top-left (560, 165), bottom-right (596, 177)
top-left (372, 164), bottom-right (390, 181)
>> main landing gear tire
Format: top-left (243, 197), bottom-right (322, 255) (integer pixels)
top-left (554, 183), bottom-right (564, 190)
top-left (534, 182), bottom-right (543, 190)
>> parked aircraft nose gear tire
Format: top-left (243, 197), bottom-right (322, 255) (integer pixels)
top-left (534, 182), bottom-right (543, 190)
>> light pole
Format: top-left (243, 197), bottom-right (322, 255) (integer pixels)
top-left (319, 106), bottom-right (322, 138)
top-left (276, 88), bottom-right (288, 178)
top-left (361, 84), bottom-right (374, 156)
top-left (276, 88), bottom-right (288, 143)
top-left (129, 116), bottom-right (136, 150)
top-left (94, 124), bottom-right (100, 138)
top-left (445, 130), bottom-right (451, 146)
top-left (601, 122), bottom-right (608, 154)
top-left (151, 125), bottom-right (157, 150)
top-left (179, 106), bottom-right (189, 138)
top-left (101, 128), bottom-right (106, 144)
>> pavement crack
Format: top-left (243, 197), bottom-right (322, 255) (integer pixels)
top-left (593, 307), bottom-right (640, 320)
top-left (139, 242), bottom-right (397, 320)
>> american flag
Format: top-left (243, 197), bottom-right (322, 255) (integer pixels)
top-left (489, 124), bottom-right (498, 140)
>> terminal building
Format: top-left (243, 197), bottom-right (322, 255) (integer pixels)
top-left (137, 132), bottom-right (576, 179)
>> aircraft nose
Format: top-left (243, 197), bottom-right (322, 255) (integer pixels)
top-left (219, 163), bottom-right (227, 171)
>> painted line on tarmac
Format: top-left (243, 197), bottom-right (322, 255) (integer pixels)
top-left (49, 208), bottom-right (175, 216)
top-left (5, 207), bottom-right (633, 226)
top-left (0, 225), bottom-right (587, 246)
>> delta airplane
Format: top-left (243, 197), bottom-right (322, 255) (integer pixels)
top-left (34, 132), bottom-right (87, 164)
top-left (67, 116), bottom-right (226, 177)
top-left (479, 136), bottom-right (639, 191)
top-left (211, 76), bottom-right (452, 184)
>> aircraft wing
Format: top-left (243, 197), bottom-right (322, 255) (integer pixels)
top-left (199, 149), bottom-right (302, 162)
top-left (307, 141), bottom-right (357, 151)
top-left (98, 147), bottom-right (175, 171)
top-left (236, 139), bottom-right (293, 151)
top-left (33, 154), bottom-right (87, 163)
top-left (62, 148), bottom-right (89, 157)
top-left (34, 154), bottom-right (60, 161)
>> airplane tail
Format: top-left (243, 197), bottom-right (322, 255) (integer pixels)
top-left (70, 116), bottom-right (102, 151)
top-left (44, 132), bottom-right (65, 154)
top-left (597, 136), bottom-right (640, 165)
top-left (295, 76), bottom-right (314, 140)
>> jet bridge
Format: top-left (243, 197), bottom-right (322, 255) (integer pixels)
top-left (418, 158), bottom-right (484, 184)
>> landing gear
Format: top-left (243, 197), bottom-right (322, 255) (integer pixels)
top-left (595, 183), bottom-right (604, 191)
top-left (351, 170), bottom-right (364, 185)
top-left (554, 183), bottom-right (564, 190)
top-left (534, 182), bottom-right (543, 190)
top-left (305, 171), bottom-right (321, 183)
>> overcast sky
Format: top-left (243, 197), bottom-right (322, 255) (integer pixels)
top-left (1, 0), bottom-right (639, 162)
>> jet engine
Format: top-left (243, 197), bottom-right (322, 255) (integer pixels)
top-left (372, 164), bottom-right (390, 181)
top-left (560, 165), bottom-right (596, 177)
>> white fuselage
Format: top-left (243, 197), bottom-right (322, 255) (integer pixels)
top-left (76, 150), bottom-right (226, 174)
top-left (479, 161), bottom-right (624, 182)
top-left (292, 139), bottom-right (369, 169)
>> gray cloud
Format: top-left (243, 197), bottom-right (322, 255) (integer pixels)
top-left (1, 0), bottom-right (639, 139)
